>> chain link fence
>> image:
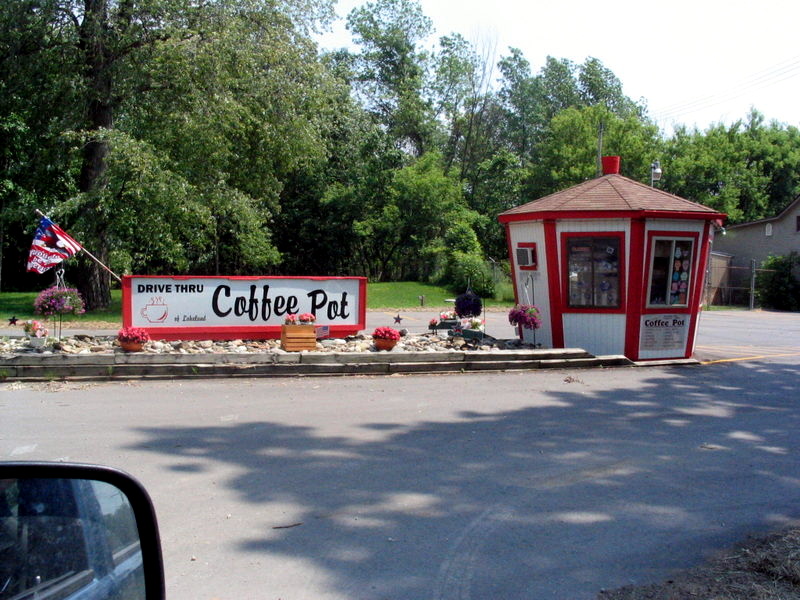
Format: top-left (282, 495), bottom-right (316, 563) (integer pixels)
top-left (705, 256), bottom-right (774, 308)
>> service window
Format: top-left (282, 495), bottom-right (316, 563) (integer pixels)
top-left (647, 238), bottom-right (694, 307)
top-left (515, 243), bottom-right (537, 270)
top-left (566, 236), bottom-right (621, 308)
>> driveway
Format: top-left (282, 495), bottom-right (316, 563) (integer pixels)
top-left (2, 348), bottom-right (799, 599)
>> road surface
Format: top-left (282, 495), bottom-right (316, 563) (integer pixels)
top-left (2, 314), bottom-right (799, 598)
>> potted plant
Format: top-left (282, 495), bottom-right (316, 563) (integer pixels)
top-left (508, 304), bottom-right (542, 330)
top-left (281, 313), bottom-right (317, 351)
top-left (435, 310), bottom-right (459, 330)
top-left (117, 327), bottom-right (150, 352)
top-left (455, 290), bottom-right (482, 318)
top-left (372, 326), bottom-right (401, 351)
top-left (34, 286), bottom-right (85, 316)
top-left (452, 317), bottom-right (485, 341)
top-left (23, 319), bottom-right (49, 348)
top-left (34, 286), bottom-right (85, 339)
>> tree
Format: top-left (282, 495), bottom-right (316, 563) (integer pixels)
top-left (525, 104), bottom-right (662, 196)
top-left (346, 0), bottom-right (435, 156)
top-left (0, 0), bottom-right (335, 306)
top-left (661, 111), bottom-right (800, 222)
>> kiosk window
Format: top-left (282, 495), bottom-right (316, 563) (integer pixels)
top-left (647, 238), bottom-right (694, 306)
top-left (566, 236), bottom-right (620, 308)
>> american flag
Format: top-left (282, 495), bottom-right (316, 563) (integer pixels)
top-left (26, 217), bottom-right (83, 274)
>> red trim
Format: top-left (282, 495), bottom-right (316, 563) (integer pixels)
top-left (543, 220), bottom-right (564, 347)
top-left (559, 231), bottom-right (627, 314)
top-left (122, 277), bottom-right (133, 328)
top-left (641, 230), bottom-right (700, 313)
top-left (122, 275), bottom-right (367, 341)
top-left (685, 221), bottom-right (713, 358)
top-left (624, 219), bottom-right (646, 360)
top-left (499, 210), bottom-right (724, 224)
top-left (516, 242), bottom-right (538, 270)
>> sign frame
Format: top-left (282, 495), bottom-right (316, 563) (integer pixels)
top-left (122, 275), bottom-right (367, 341)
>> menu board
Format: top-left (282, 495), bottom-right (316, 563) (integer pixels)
top-left (639, 314), bottom-right (688, 351)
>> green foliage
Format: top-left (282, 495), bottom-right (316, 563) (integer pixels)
top-left (347, 0), bottom-right (434, 155)
top-left (756, 253), bottom-right (800, 311)
top-left (0, 290), bottom-right (123, 323)
top-left (663, 111), bottom-right (800, 223)
top-left (444, 251), bottom-right (495, 298)
top-left (1, 0), bottom-right (799, 299)
top-left (526, 104), bottom-right (662, 195)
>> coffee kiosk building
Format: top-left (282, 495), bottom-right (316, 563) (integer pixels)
top-left (499, 157), bottom-right (725, 361)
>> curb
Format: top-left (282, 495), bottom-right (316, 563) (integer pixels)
top-left (0, 349), bottom-right (640, 381)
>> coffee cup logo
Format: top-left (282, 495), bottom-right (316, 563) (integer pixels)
top-left (141, 297), bottom-right (169, 323)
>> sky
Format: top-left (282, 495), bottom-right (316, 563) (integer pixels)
top-left (316, 0), bottom-right (800, 134)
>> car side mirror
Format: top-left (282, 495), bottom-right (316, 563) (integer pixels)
top-left (0, 462), bottom-right (164, 600)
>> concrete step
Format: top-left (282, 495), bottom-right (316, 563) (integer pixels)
top-left (0, 350), bottom-right (635, 381)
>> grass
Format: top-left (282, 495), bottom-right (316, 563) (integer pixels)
top-left (0, 281), bottom-right (515, 326)
top-left (703, 304), bottom-right (751, 311)
top-left (367, 281), bottom-right (515, 309)
top-left (0, 290), bottom-right (123, 325)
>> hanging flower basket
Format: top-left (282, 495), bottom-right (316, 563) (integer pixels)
top-left (508, 304), bottom-right (542, 330)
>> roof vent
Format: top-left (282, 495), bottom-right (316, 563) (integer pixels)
top-left (601, 156), bottom-right (620, 175)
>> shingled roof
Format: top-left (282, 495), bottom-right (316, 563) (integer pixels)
top-left (499, 174), bottom-right (723, 220)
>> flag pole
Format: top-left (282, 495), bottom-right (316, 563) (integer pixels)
top-left (35, 209), bottom-right (122, 282)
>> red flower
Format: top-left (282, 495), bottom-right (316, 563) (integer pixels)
top-left (372, 326), bottom-right (401, 341)
top-left (117, 327), bottom-right (151, 344)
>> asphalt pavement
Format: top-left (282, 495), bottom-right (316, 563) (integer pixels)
top-left (3, 353), bottom-right (800, 599)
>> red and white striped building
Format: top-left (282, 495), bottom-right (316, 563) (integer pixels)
top-left (499, 158), bottom-right (725, 361)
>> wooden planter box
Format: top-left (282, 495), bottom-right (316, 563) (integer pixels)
top-left (280, 324), bottom-right (317, 352)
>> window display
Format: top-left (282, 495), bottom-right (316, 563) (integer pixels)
top-left (647, 238), bottom-right (694, 306)
top-left (566, 236), bottom-right (620, 308)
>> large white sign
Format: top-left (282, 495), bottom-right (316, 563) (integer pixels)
top-left (639, 314), bottom-right (689, 353)
top-left (123, 276), bottom-right (365, 340)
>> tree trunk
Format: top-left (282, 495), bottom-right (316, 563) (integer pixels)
top-left (76, 0), bottom-right (113, 309)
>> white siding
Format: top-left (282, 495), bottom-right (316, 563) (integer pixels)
top-left (645, 219), bottom-right (705, 234)
top-left (562, 313), bottom-right (626, 355)
top-left (557, 219), bottom-right (630, 354)
top-left (508, 221), bottom-right (552, 348)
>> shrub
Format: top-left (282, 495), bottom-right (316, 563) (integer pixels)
top-left (756, 253), bottom-right (800, 311)
top-left (445, 251), bottom-right (495, 298)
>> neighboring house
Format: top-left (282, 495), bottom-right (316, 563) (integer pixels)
top-left (713, 195), bottom-right (800, 267)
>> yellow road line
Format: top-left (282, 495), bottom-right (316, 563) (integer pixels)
top-left (701, 352), bottom-right (800, 365)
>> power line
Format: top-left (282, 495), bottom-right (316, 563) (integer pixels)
top-left (651, 54), bottom-right (800, 123)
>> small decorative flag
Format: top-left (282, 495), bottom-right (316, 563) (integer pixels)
top-left (26, 217), bottom-right (83, 274)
